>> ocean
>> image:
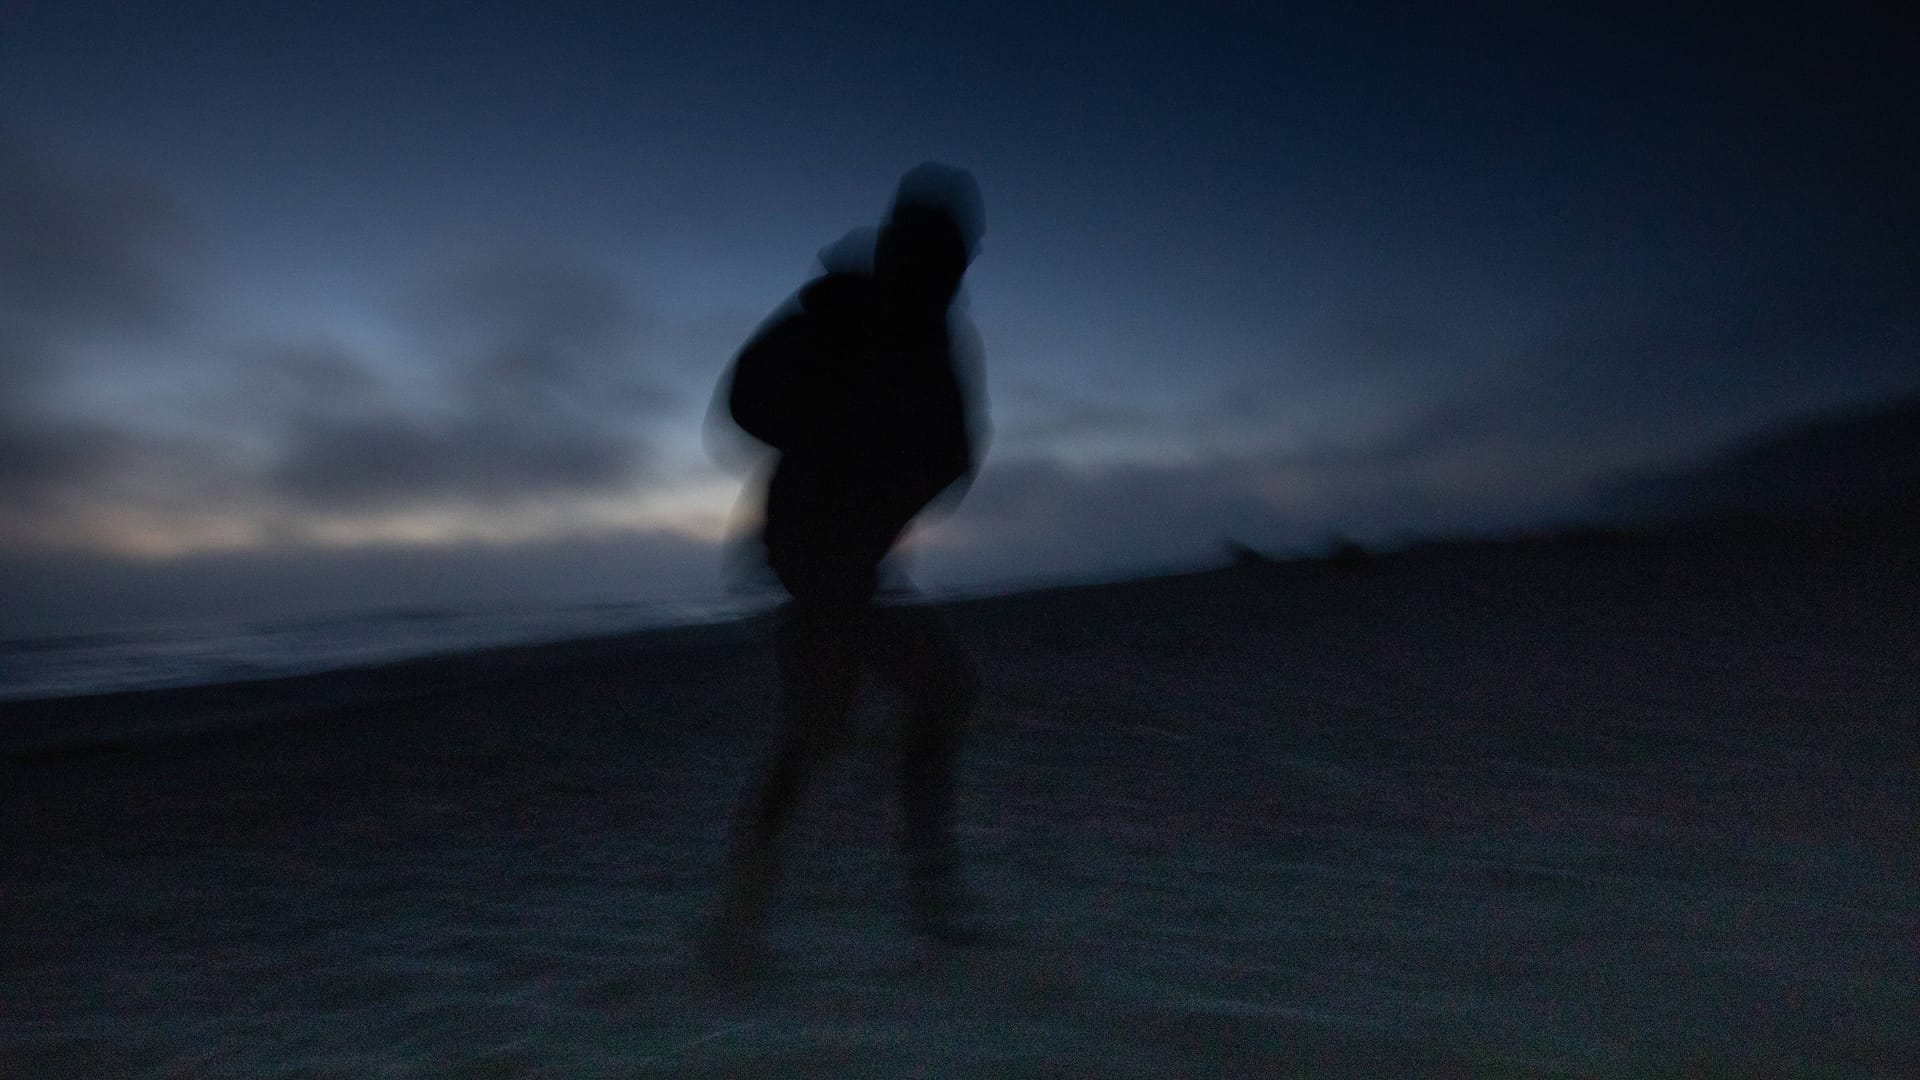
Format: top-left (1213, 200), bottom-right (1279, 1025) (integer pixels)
top-left (0, 592), bottom-right (763, 702)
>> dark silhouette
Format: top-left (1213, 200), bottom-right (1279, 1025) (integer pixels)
top-left (709, 164), bottom-right (988, 959)
top-left (1597, 392), bottom-right (1920, 528)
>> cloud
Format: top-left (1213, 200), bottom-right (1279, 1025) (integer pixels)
top-left (917, 239), bottom-right (1920, 585)
top-left (0, 528), bottom-right (727, 635)
top-left (269, 409), bottom-right (643, 511)
top-left (0, 412), bottom-right (138, 520)
top-left (987, 375), bottom-right (1172, 459)
top-left (778, 166), bottom-right (1920, 598)
top-left (0, 137), bottom-right (698, 550)
top-left (915, 447), bottom-right (1576, 590)
top-left (1239, 239), bottom-right (1918, 492)
top-left (0, 137), bottom-right (199, 542)
top-left (258, 254), bottom-right (676, 513)
top-left (0, 134), bottom-right (183, 337)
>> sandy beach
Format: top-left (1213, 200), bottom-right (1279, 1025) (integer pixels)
top-left (4, 522), bottom-right (1915, 1076)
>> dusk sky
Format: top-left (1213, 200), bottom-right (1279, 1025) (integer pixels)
top-left (2, 3), bottom-right (1913, 631)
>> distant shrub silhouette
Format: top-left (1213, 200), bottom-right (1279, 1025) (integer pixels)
top-left (1321, 536), bottom-right (1374, 571)
top-left (1221, 539), bottom-right (1275, 568)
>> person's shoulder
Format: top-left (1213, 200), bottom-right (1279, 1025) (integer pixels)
top-left (798, 271), bottom-right (875, 318)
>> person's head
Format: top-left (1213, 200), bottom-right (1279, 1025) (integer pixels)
top-left (875, 163), bottom-right (983, 307)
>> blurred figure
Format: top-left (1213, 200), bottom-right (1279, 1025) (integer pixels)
top-left (709, 164), bottom-right (989, 959)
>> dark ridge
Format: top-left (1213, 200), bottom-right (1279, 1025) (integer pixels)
top-left (1600, 392), bottom-right (1920, 525)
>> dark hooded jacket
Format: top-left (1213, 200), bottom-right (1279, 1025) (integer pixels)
top-left (727, 269), bottom-right (977, 601)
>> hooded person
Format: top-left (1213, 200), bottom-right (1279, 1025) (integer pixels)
top-left (728, 165), bottom-right (985, 602)
top-left (710, 164), bottom-right (990, 958)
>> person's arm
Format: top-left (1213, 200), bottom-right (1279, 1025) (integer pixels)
top-left (929, 311), bottom-right (987, 502)
top-left (895, 339), bottom-right (980, 516)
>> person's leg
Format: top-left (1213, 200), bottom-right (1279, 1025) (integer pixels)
top-left (866, 602), bottom-right (981, 938)
top-left (715, 599), bottom-right (863, 952)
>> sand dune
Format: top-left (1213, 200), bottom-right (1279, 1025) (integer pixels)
top-left (4, 523), bottom-right (1915, 1076)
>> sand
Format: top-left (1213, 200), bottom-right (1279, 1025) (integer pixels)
top-left (3, 524), bottom-right (1915, 1076)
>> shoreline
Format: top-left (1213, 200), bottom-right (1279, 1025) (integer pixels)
top-left (5, 513), bottom-right (1909, 756)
